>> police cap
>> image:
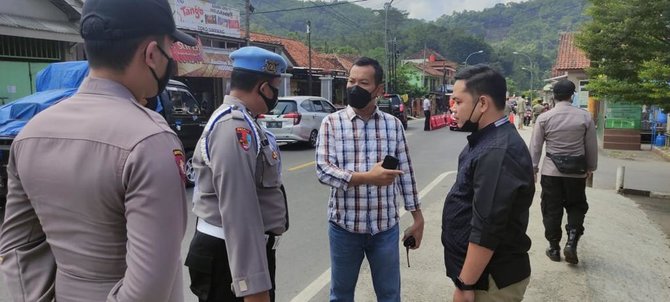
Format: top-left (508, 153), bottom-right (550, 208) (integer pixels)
top-left (80, 0), bottom-right (197, 46)
top-left (230, 46), bottom-right (288, 77)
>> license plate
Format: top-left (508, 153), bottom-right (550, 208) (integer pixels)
top-left (266, 121), bottom-right (282, 128)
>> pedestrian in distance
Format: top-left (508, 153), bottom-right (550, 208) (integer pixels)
top-left (185, 46), bottom-right (289, 302)
top-left (316, 57), bottom-right (424, 302)
top-left (423, 94), bottom-right (432, 131)
top-left (530, 79), bottom-right (598, 265)
top-left (442, 64), bottom-right (535, 302)
top-left (0, 0), bottom-right (196, 300)
top-left (517, 95), bottom-right (527, 130)
top-left (532, 99), bottom-right (544, 125)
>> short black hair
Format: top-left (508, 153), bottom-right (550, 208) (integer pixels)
top-left (352, 57), bottom-right (384, 86)
top-left (230, 69), bottom-right (276, 92)
top-left (454, 64), bottom-right (506, 110)
top-left (84, 31), bottom-right (164, 72)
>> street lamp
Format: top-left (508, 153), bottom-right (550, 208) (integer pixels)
top-left (384, 0), bottom-right (395, 92)
top-left (463, 50), bottom-right (484, 66)
top-left (513, 51), bottom-right (533, 100)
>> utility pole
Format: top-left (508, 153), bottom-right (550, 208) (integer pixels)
top-left (384, 0), bottom-right (394, 92)
top-left (307, 20), bottom-right (312, 96)
top-left (514, 51), bottom-right (534, 100)
top-left (245, 0), bottom-right (251, 46)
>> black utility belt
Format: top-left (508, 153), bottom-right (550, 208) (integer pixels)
top-left (546, 153), bottom-right (586, 174)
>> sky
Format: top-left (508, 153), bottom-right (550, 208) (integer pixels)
top-left (353, 0), bottom-right (523, 21)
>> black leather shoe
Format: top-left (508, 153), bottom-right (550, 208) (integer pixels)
top-left (546, 241), bottom-right (561, 262)
top-left (564, 229), bottom-right (580, 264)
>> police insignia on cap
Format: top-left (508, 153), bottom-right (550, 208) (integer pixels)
top-left (173, 149), bottom-right (186, 183)
top-left (236, 127), bottom-right (252, 151)
top-left (264, 60), bottom-right (278, 73)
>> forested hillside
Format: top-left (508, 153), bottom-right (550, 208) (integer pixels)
top-left (212, 0), bottom-right (590, 94)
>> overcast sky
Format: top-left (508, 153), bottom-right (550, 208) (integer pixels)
top-left (353, 0), bottom-right (523, 21)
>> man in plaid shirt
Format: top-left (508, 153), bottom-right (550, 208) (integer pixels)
top-left (316, 57), bottom-right (424, 302)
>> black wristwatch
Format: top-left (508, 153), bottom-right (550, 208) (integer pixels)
top-left (454, 276), bottom-right (476, 291)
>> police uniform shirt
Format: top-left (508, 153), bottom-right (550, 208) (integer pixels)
top-left (530, 101), bottom-right (598, 177)
top-left (0, 77), bottom-right (188, 302)
top-left (191, 95), bottom-right (287, 296)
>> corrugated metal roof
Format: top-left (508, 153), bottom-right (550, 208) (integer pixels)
top-left (0, 13), bottom-right (79, 36)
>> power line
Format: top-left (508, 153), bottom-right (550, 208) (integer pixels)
top-left (253, 0), bottom-right (368, 15)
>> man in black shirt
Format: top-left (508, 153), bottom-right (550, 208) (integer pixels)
top-left (442, 65), bottom-right (535, 302)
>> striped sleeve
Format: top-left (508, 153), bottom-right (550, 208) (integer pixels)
top-left (315, 115), bottom-right (352, 190)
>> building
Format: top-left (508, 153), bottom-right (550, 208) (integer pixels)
top-left (0, 0), bottom-right (84, 104)
top-left (550, 32), bottom-right (643, 150)
top-left (248, 32), bottom-right (349, 105)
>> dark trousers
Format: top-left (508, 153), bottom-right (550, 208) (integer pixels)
top-left (424, 110), bottom-right (431, 131)
top-left (540, 175), bottom-right (589, 242)
top-left (185, 231), bottom-right (277, 302)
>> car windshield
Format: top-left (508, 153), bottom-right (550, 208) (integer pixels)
top-left (270, 100), bottom-right (297, 115)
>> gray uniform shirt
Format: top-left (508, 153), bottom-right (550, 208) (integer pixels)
top-left (191, 95), bottom-right (287, 297)
top-left (530, 101), bottom-right (598, 178)
top-left (0, 77), bottom-right (188, 302)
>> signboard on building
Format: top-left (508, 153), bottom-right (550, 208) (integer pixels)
top-left (172, 0), bottom-right (241, 38)
top-left (172, 37), bottom-right (234, 78)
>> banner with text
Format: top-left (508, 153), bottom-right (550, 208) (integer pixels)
top-left (172, 0), bottom-right (241, 38)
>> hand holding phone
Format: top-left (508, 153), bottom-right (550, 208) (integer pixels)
top-left (382, 155), bottom-right (399, 170)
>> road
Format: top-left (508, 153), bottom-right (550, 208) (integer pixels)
top-left (0, 119), bottom-right (469, 302)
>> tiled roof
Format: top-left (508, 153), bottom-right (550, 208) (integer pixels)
top-left (408, 62), bottom-right (444, 77)
top-left (405, 48), bottom-right (446, 61)
top-left (425, 60), bottom-right (458, 70)
top-left (553, 32), bottom-right (590, 72)
top-left (247, 32), bottom-right (345, 71)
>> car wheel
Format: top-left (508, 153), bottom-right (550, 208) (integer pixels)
top-left (185, 151), bottom-right (195, 188)
top-left (308, 130), bottom-right (318, 148)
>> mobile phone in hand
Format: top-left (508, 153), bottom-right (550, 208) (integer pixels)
top-left (382, 155), bottom-right (399, 170)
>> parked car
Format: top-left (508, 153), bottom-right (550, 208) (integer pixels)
top-left (154, 80), bottom-right (210, 187)
top-left (377, 94), bottom-right (408, 129)
top-left (257, 96), bottom-right (337, 147)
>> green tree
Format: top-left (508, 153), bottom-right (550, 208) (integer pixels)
top-left (577, 0), bottom-right (670, 109)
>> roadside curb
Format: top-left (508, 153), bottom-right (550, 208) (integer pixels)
top-left (619, 188), bottom-right (670, 200)
top-left (652, 146), bottom-right (670, 162)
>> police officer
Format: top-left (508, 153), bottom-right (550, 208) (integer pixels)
top-left (530, 79), bottom-right (598, 265)
top-left (0, 0), bottom-right (195, 301)
top-left (185, 47), bottom-right (289, 302)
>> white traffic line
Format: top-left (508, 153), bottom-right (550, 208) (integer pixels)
top-left (289, 170), bottom-right (457, 302)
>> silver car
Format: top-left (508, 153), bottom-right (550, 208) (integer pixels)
top-left (258, 96), bottom-right (338, 147)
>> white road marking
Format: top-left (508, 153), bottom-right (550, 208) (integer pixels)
top-left (289, 170), bottom-right (457, 302)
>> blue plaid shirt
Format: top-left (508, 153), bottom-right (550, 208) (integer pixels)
top-left (315, 106), bottom-right (419, 235)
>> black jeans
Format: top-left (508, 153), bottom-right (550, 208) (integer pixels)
top-left (185, 231), bottom-right (277, 302)
top-left (424, 110), bottom-right (431, 130)
top-left (540, 175), bottom-right (589, 242)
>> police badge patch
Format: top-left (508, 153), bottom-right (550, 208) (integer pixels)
top-left (263, 59), bottom-right (278, 74)
top-left (173, 149), bottom-right (186, 183)
top-left (236, 127), bottom-right (252, 151)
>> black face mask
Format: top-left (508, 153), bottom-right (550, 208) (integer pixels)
top-left (259, 82), bottom-right (279, 112)
top-left (148, 45), bottom-right (174, 99)
top-left (460, 97), bottom-right (482, 132)
top-left (347, 85), bottom-right (373, 109)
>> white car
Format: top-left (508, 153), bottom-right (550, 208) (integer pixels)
top-left (258, 96), bottom-right (338, 147)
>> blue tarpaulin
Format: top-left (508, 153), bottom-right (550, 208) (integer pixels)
top-left (0, 88), bottom-right (77, 137)
top-left (0, 61), bottom-right (88, 137)
top-left (35, 61), bottom-right (89, 92)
